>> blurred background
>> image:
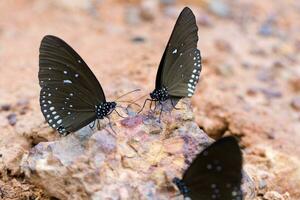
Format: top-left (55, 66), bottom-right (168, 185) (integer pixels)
top-left (0, 0), bottom-right (300, 199)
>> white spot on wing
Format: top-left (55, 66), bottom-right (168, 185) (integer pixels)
top-left (63, 80), bottom-right (72, 84)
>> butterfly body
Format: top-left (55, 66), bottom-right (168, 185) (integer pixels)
top-left (150, 87), bottom-right (169, 102)
top-left (95, 102), bottom-right (116, 119)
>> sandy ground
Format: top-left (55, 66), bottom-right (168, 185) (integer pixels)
top-left (0, 0), bottom-right (300, 199)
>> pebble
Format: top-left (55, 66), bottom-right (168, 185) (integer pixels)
top-left (0, 104), bottom-right (11, 111)
top-left (131, 36), bottom-right (146, 43)
top-left (291, 97), bottom-right (300, 111)
top-left (258, 179), bottom-right (267, 189)
top-left (140, 0), bottom-right (158, 21)
top-left (121, 116), bottom-right (143, 128)
top-left (208, 0), bottom-right (230, 18)
top-left (7, 113), bottom-right (17, 126)
top-left (260, 88), bottom-right (282, 99)
top-left (289, 77), bottom-right (300, 92)
top-left (258, 15), bottom-right (276, 37)
top-left (256, 69), bottom-right (274, 82)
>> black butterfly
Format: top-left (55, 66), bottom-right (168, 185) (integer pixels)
top-left (39, 35), bottom-right (117, 135)
top-left (173, 136), bottom-right (243, 200)
top-left (140, 7), bottom-right (201, 112)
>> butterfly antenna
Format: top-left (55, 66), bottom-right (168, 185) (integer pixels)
top-left (114, 89), bottom-right (141, 101)
top-left (116, 100), bottom-right (141, 108)
top-left (114, 108), bottom-right (127, 118)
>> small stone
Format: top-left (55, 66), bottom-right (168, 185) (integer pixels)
top-left (260, 88), bottom-right (282, 99)
top-left (291, 97), bottom-right (300, 111)
top-left (7, 113), bottom-right (17, 126)
top-left (246, 87), bottom-right (259, 96)
top-left (16, 98), bottom-right (29, 107)
top-left (140, 0), bottom-right (158, 21)
top-left (208, 0), bottom-right (230, 18)
top-left (121, 116), bottom-right (143, 128)
top-left (258, 179), bottom-right (267, 189)
top-left (264, 191), bottom-right (286, 200)
top-left (258, 16), bottom-right (276, 37)
top-left (1, 104), bottom-right (11, 111)
top-left (214, 39), bottom-right (232, 52)
top-left (256, 69), bottom-right (274, 82)
top-left (131, 36), bottom-right (146, 43)
top-left (289, 77), bottom-right (300, 92)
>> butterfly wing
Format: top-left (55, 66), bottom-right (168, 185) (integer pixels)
top-left (39, 35), bottom-right (105, 135)
top-left (155, 7), bottom-right (201, 97)
top-left (183, 137), bottom-right (243, 200)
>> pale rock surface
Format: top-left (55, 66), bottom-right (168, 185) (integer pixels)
top-left (21, 99), bottom-right (255, 199)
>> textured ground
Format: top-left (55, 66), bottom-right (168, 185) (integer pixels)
top-left (0, 0), bottom-right (300, 199)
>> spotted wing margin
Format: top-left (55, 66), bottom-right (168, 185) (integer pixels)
top-left (39, 35), bottom-right (106, 104)
top-left (155, 7), bottom-right (199, 91)
top-left (165, 48), bottom-right (201, 97)
top-left (40, 86), bottom-right (97, 135)
top-left (183, 137), bottom-right (243, 200)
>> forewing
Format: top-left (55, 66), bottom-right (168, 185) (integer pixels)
top-left (39, 35), bottom-right (106, 103)
top-left (183, 137), bottom-right (243, 200)
top-left (155, 7), bottom-right (199, 93)
top-left (39, 35), bottom-right (103, 134)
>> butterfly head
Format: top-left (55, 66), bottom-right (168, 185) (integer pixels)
top-left (150, 86), bottom-right (169, 102)
top-left (95, 102), bottom-right (116, 119)
top-left (173, 177), bottom-right (189, 197)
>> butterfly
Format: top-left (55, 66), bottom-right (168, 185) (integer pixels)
top-left (139, 7), bottom-right (202, 113)
top-left (173, 136), bottom-right (243, 200)
top-left (39, 35), bottom-right (117, 135)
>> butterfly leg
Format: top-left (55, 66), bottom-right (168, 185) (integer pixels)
top-left (137, 98), bottom-right (152, 114)
top-left (105, 116), bottom-right (117, 135)
top-left (158, 102), bottom-right (164, 123)
top-left (170, 98), bottom-right (180, 110)
top-left (89, 120), bottom-right (96, 130)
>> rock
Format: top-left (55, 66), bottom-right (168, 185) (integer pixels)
top-left (21, 99), bottom-right (255, 199)
top-left (264, 191), bottom-right (291, 200)
top-left (7, 113), bottom-right (17, 126)
top-left (140, 0), bottom-right (158, 21)
top-left (0, 132), bottom-right (30, 176)
top-left (291, 97), bottom-right (300, 111)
